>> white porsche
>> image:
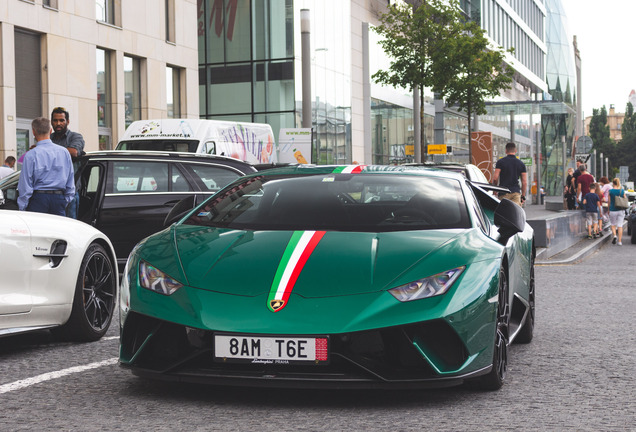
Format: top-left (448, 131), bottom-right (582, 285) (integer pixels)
top-left (0, 209), bottom-right (118, 341)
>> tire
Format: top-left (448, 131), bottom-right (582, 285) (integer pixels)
top-left (57, 243), bottom-right (117, 342)
top-left (471, 266), bottom-right (509, 391)
top-left (515, 253), bottom-right (535, 344)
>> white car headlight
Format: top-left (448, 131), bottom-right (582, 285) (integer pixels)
top-left (139, 260), bottom-right (183, 295)
top-left (389, 267), bottom-right (465, 302)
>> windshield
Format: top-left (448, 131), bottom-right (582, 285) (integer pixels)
top-left (183, 173), bottom-right (471, 232)
top-left (116, 139), bottom-right (199, 152)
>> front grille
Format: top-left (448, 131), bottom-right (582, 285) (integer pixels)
top-left (121, 312), bottom-right (470, 385)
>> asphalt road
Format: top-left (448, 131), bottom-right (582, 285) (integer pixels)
top-left (1, 242), bottom-right (635, 431)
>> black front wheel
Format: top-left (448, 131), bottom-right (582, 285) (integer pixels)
top-left (470, 266), bottom-right (509, 391)
top-left (57, 243), bottom-right (117, 342)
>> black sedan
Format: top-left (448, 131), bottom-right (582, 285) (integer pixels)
top-left (0, 151), bottom-right (256, 269)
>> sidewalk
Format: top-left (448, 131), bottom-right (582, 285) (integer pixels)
top-left (524, 201), bottom-right (618, 265)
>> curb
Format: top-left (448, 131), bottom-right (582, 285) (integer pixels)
top-left (536, 222), bottom-right (626, 266)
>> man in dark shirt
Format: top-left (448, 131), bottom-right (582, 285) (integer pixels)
top-left (492, 142), bottom-right (527, 206)
top-left (576, 163), bottom-right (595, 206)
top-left (571, 158), bottom-right (584, 208)
top-left (50, 107), bottom-right (85, 218)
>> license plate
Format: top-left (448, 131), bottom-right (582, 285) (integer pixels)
top-left (214, 334), bottom-right (329, 365)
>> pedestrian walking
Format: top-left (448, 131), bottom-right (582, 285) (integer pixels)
top-left (50, 107), bottom-right (85, 218)
top-left (492, 142), bottom-right (528, 207)
top-left (17, 117), bottom-right (75, 216)
top-left (575, 163), bottom-right (595, 208)
top-left (0, 155), bottom-right (16, 179)
top-left (564, 167), bottom-right (576, 210)
top-left (608, 177), bottom-right (626, 245)
top-left (583, 182), bottom-right (601, 239)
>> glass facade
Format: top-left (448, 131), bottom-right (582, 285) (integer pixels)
top-left (542, 0), bottom-right (577, 195)
top-left (197, 0), bottom-right (354, 164)
top-left (198, 0), bottom-right (296, 148)
top-left (481, 0), bottom-right (545, 83)
top-left (371, 98), bottom-right (415, 165)
top-left (296, 1), bottom-right (352, 164)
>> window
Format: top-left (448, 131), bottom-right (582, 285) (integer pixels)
top-left (124, 56), bottom-right (141, 127)
top-left (187, 165), bottom-right (242, 192)
top-left (111, 162), bottom-right (170, 194)
top-left (96, 0), bottom-right (112, 22)
top-left (165, 0), bottom-right (175, 42)
top-left (43, 0), bottom-right (58, 9)
top-left (98, 48), bottom-right (112, 149)
top-left (166, 66), bottom-right (181, 118)
top-left (97, 48), bottom-right (111, 128)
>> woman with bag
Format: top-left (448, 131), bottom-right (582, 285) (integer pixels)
top-left (608, 177), bottom-right (628, 245)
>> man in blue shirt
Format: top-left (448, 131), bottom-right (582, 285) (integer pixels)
top-left (492, 142), bottom-right (528, 206)
top-left (17, 117), bottom-right (75, 216)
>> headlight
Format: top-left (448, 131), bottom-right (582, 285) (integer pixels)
top-left (388, 267), bottom-right (465, 302)
top-left (139, 260), bottom-right (183, 295)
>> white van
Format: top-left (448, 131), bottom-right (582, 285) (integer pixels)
top-left (116, 119), bottom-right (277, 164)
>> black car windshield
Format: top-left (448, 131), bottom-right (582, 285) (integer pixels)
top-left (182, 173), bottom-right (471, 232)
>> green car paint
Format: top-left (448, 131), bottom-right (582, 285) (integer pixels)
top-left (119, 165), bottom-right (534, 387)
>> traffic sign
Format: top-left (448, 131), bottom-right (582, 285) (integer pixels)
top-left (427, 144), bottom-right (447, 155)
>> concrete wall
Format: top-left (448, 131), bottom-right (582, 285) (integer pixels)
top-left (0, 0), bottom-right (198, 160)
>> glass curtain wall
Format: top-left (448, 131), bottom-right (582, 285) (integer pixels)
top-left (198, 0), bottom-right (296, 142)
top-left (542, 0), bottom-right (577, 195)
top-left (295, 1), bottom-right (352, 165)
top-left (371, 99), bottom-right (415, 165)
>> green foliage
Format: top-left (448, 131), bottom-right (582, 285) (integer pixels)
top-left (616, 102), bottom-right (636, 181)
top-left (431, 18), bottom-right (514, 128)
top-left (372, 0), bottom-right (462, 93)
top-left (371, 0), bottom-right (515, 156)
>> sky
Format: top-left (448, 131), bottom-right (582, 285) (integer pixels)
top-left (559, 0), bottom-right (636, 117)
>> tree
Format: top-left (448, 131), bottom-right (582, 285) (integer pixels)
top-left (372, 0), bottom-right (462, 161)
top-left (588, 105), bottom-right (618, 177)
top-left (428, 17), bottom-right (514, 162)
top-left (617, 102), bottom-right (636, 181)
top-left (372, 0), bottom-right (514, 162)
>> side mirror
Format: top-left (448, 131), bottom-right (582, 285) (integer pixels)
top-left (163, 195), bottom-right (198, 227)
top-left (494, 198), bottom-right (526, 243)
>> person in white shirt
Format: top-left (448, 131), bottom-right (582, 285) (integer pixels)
top-left (0, 155), bottom-right (16, 179)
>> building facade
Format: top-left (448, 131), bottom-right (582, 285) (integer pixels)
top-left (196, 0), bottom-right (578, 199)
top-left (0, 0), bottom-right (199, 163)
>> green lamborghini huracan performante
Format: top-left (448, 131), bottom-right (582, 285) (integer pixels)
top-left (119, 165), bottom-right (535, 390)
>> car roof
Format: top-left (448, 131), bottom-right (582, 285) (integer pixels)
top-left (81, 150), bottom-right (257, 170)
top-left (246, 164), bottom-right (466, 181)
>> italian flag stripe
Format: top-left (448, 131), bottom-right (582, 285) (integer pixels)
top-left (332, 165), bottom-right (365, 174)
top-left (268, 230), bottom-right (326, 312)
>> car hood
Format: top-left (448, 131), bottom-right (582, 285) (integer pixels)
top-left (139, 225), bottom-right (499, 298)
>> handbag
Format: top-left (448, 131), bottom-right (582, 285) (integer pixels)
top-left (614, 190), bottom-right (629, 210)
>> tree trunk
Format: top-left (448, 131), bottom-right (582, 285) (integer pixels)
top-left (467, 103), bottom-right (472, 165)
top-left (420, 85), bottom-right (426, 162)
